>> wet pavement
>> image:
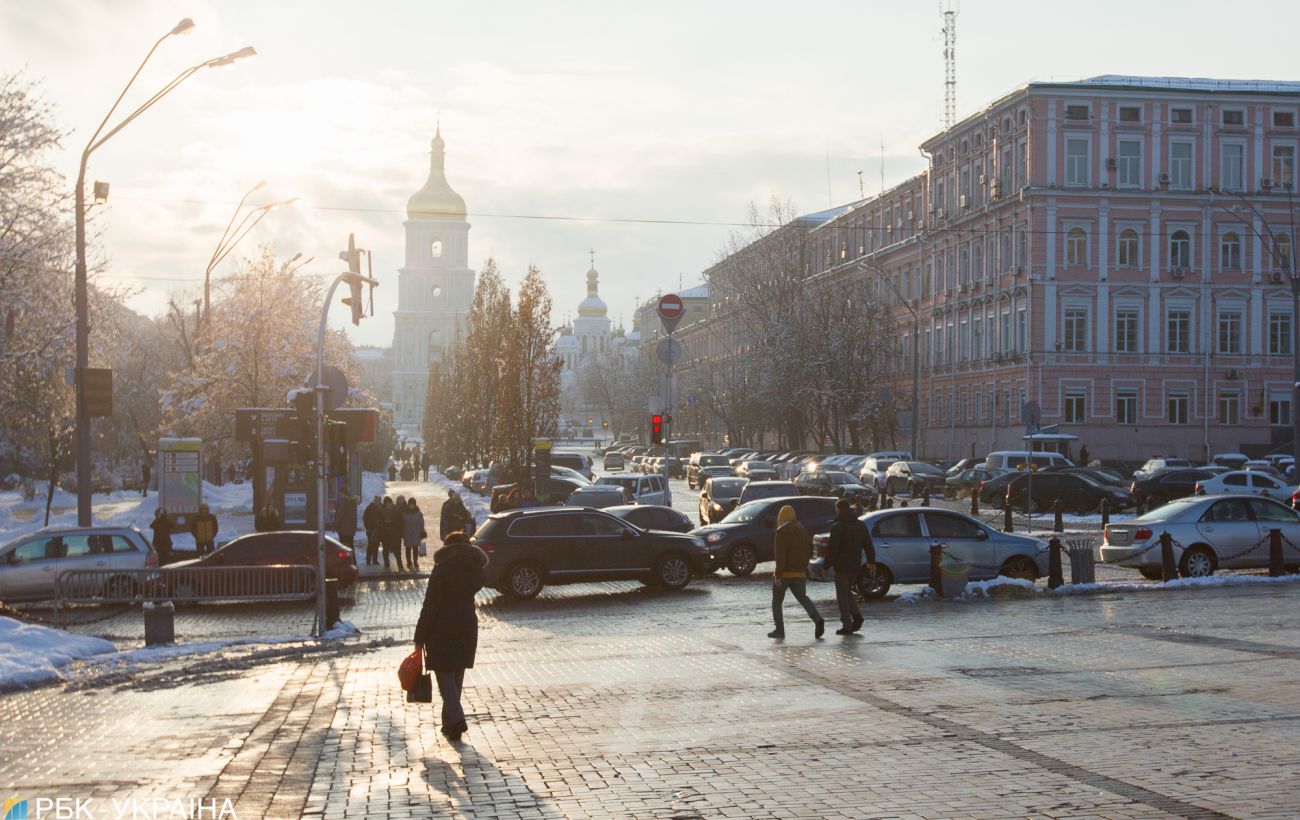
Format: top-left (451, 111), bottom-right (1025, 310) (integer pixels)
top-left (4, 536), bottom-right (1300, 818)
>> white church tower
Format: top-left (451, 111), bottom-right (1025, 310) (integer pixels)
top-left (391, 127), bottom-right (475, 436)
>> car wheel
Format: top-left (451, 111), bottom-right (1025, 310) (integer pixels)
top-left (727, 544), bottom-right (757, 577)
top-left (854, 564), bottom-right (892, 599)
top-left (103, 575), bottom-right (137, 600)
top-left (654, 553), bottom-right (692, 590)
top-left (1179, 546), bottom-right (1216, 578)
top-left (999, 556), bottom-right (1038, 581)
top-left (505, 562), bottom-right (545, 599)
top-left (1138, 567), bottom-right (1163, 581)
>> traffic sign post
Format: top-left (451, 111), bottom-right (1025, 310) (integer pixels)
top-left (655, 294), bottom-right (687, 479)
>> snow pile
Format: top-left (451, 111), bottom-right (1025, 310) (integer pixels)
top-left (1053, 572), bottom-right (1300, 596)
top-left (322, 620), bottom-right (360, 639)
top-left (0, 616), bottom-right (115, 691)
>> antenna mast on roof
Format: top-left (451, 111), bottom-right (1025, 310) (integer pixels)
top-left (942, 1), bottom-right (958, 130)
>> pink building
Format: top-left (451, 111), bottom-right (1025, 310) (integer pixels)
top-left (813, 76), bottom-right (1300, 462)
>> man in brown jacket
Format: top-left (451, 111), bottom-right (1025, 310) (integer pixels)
top-left (769, 504), bottom-right (825, 639)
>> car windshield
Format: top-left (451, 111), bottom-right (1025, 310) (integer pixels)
top-left (826, 472), bottom-right (856, 485)
top-left (909, 463), bottom-right (943, 476)
top-left (700, 455), bottom-right (730, 466)
top-left (710, 479), bottom-right (745, 498)
top-left (745, 461), bottom-right (773, 469)
top-left (1135, 497), bottom-right (1199, 523)
top-left (597, 477), bottom-right (638, 491)
top-left (721, 500), bottom-right (770, 524)
top-left (574, 489), bottom-right (620, 501)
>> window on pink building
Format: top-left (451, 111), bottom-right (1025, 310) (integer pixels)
top-left (1220, 232), bottom-right (1242, 270)
top-left (1063, 309), bottom-right (1089, 352)
top-left (1118, 229), bottom-right (1140, 267)
top-left (1221, 144), bottom-right (1244, 191)
top-left (1217, 311), bottom-right (1243, 355)
top-left (1269, 312), bottom-right (1292, 355)
top-left (1270, 392), bottom-right (1291, 426)
top-left (1064, 391), bottom-right (1086, 424)
top-left (1169, 230), bottom-right (1192, 269)
top-left (1115, 310), bottom-right (1140, 353)
top-left (1066, 228), bottom-right (1088, 267)
top-left (1168, 393), bottom-right (1189, 425)
top-left (1117, 140), bottom-right (1142, 188)
top-left (1218, 392), bottom-right (1241, 425)
top-left (1119, 106), bottom-right (1141, 123)
top-left (1272, 145), bottom-right (1296, 190)
top-left (1116, 389), bottom-right (1138, 425)
top-left (1166, 310), bottom-right (1192, 354)
top-left (1272, 234), bottom-right (1292, 272)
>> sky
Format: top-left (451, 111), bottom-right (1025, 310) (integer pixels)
top-left (4, 0), bottom-right (1300, 347)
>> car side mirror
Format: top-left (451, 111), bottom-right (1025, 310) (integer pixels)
top-left (975, 529), bottom-right (990, 541)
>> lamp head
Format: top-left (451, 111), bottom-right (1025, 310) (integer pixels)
top-left (253, 180), bottom-right (267, 191)
top-left (210, 46), bottom-right (257, 68)
top-left (171, 18), bottom-right (195, 36)
top-left (92, 181), bottom-right (110, 204)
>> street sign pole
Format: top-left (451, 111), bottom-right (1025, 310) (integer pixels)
top-left (656, 294), bottom-right (685, 484)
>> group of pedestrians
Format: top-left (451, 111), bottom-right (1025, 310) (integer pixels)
top-left (361, 495), bottom-right (427, 572)
top-left (147, 503), bottom-right (220, 563)
top-left (769, 498), bottom-right (875, 638)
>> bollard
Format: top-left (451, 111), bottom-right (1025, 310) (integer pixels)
top-left (1135, 495), bottom-right (1146, 516)
top-left (1099, 497), bottom-right (1110, 528)
top-left (1159, 531), bottom-right (1178, 582)
top-left (1048, 537), bottom-right (1064, 590)
top-left (969, 491), bottom-right (979, 516)
top-left (883, 495), bottom-right (893, 509)
top-left (899, 498), bottom-right (909, 508)
top-left (1053, 498), bottom-right (1064, 533)
top-left (1270, 528), bottom-right (1284, 577)
top-left (144, 601), bottom-right (175, 646)
top-left (325, 577), bottom-right (341, 630)
top-left (1003, 503), bottom-right (1014, 533)
top-left (921, 487), bottom-right (931, 506)
top-left (929, 542), bottom-right (944, 596)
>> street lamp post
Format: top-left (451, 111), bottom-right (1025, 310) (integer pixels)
top-left (73, 20), bottom-right (255, 525)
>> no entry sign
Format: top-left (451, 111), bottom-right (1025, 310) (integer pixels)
top-left (657, 293), bottom-right (685, 333)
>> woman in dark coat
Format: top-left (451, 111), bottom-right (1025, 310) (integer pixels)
top-left (414, 532), bottom-right (489, 741)
top-left (149, 508), bottom-right (173, 565)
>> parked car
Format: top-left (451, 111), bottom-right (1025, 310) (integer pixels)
top-left (473, 507), bottom-right (711, 598)
top-left (565, 485), bottom-right (635, 509)
top-left (691, 495), bottom-right (838, 576)
top-left (1242, 460), bottom-right (1287, 482)
top-left (491, 476), bottom-right (587, 510)
top-left (550, 465), bottom-right (593, 486)
top-left (0, 527), bottom-right (157, 602)
top-left (737, 480), bottom-right (800, 505)
top-left (1194, 470), bottom-right (1295, 503)
top-left (997, 471), bottom-right (1134, 514)
top-left (606, 504), bottom-right (693, 533)
top-left (983, 451), bottom-right (1074, 472)
top-left (726, 450), bottom-right (758, 468)
top-left (1129, 468), bottom-right (1217, 508)
top-left (602, 451), bottom-right (626, 471)
top-left (687, 453), bottom-right (734, 489)
top-left (735, 460), bottom-right (778, 481)
top-left (595, 473), bottom-right (672, 506)
top-left (1101, 494), bottom-right (1300, 579)
top-left (163, 531), bottom-right (359, 593)
top-left (945, 458), bottom-right (983, 477)
top-left (698, 477), bottom-right (748, 525)
top-left (1132, 456), bottom-right (1193, 480)
top-left (807, 507), bottom-right (1049, 598)
top-left (1211, 453), bottom-right (1250, 471)
top-left (550, 452), bottom-right (594, 480)
top-left (882, 461), bottom-right (948, 497)
top-left (792, 470), bottom-right (876, 504)
top-left (945, 468), bottom-right (1004, 500)
top-left (857, 457), bottom-right (901, 490)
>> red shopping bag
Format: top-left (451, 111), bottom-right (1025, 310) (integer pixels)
top-left (398, 648), bottom-right (423, 691)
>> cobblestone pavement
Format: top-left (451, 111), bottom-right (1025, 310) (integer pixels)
top-left (5, 549), bottom-right (1300, 818)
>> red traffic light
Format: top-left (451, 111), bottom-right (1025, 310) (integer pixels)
top-left (650, 414), bottom-right (663, 444)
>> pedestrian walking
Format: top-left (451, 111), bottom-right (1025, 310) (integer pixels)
top-left (149, 508), bottom-right (173, 565)
top-left (769, 504), bottom-right (825, 639)
top-left (363, 496), bottom-right (382, 565)
top-left (440, 491), bottom-right (467, 543)
top-left (414, 531), bottom-right (489, 742)
top-left (189, 503), bottom-right (219, 555)
top-left (381, 496), bottom-right (405, 572)
top-left (827, 498), bottom-right (873, 635)
top-left (335, 493), bottom-right (359, 550)
top-left (1078, 444), bottom-right (1090, 466)
top-left (255, 504), bottom-right (281, 532)
top-left (403, 498), bottom-right (426, 572)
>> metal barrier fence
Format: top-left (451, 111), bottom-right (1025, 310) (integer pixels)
top-left (55, 566), bottom-right (320, 624)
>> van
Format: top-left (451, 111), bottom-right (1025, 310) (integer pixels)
top-left (595, 473), bottom-right (672, 506)
top-left (983, 451), bottom-right (1074, 471)
top-left (551, 452), bottom-right (594, 480)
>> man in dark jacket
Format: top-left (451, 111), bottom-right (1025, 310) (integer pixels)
top-left (335, 493), bottom-right (359, 549)
top-left (149, 508), bottom-right (173, 565)
top-left (439, 491), bottom-right (467, 542)
top-left (362, 496), bottom-right (382, 565)
top-left (414, 532), bottom-right (489, 742)
top-left (827, 498), bottom-right (874, 635)
top-left (380, 496), bottom-right (405, 572)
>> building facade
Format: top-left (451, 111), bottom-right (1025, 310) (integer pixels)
top-left (674, 76), bottom-right (1300, 462)
top-left (390, 128), bottom-right (476, 437)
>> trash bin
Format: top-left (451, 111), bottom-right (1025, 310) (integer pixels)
top-left (940, 558), bottom-right (971, 598)
top-left (1068, 541), bottom-right (1096, 584)
top-left (143, 601), bottom-right (175, 646)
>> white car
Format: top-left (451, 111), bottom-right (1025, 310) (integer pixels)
top-left (602, 451), bottom-right (626, 471)
top-left (1194, 470), bottom-right (1295, 502)
top-left (1133, 456), bottom-right (1193, 480)
top-left (595, 473), bottom-right (672, 506)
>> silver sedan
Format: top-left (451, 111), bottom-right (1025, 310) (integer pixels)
top-left (808, 507), bottom-right (1049, 598)
top-left (1100, 494), bottom-right (1300, 579)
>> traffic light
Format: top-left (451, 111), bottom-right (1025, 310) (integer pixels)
top-left (293, 390), bottom-right (317, 463)
top-left (326, 421), bottom-right (348, 477)
top-left (650, 414), bottom-right (663, 445)
top-left (341, 278), bottom-right (364, 325)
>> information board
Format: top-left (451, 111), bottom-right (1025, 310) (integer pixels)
top-left (158, 438), bottom-right (202, 525)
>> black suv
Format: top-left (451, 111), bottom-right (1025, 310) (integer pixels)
top-left (1129, 467), bottom-right (1216, 508)
top-left (792, 470), bottom-right (875, 504)
top-left (687, 453), bottom-right (734, 489)
top-left (472, 507), bottom-right (712, 599)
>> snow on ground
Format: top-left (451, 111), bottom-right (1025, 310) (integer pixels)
top-left (895, 570), bottom-right (1300, 603)
top-left (0, 616), bottom-right (115, 691)
top-left (0, 473), bottom-right (390, 551)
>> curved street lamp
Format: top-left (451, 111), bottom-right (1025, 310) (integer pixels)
top-left (203, 188), bottom-right (298, 325)
top-left (73, 19), bottom-right (256, 525)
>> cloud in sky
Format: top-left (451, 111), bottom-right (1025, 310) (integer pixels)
top-left (4, 0), bottom-right (1300, 347)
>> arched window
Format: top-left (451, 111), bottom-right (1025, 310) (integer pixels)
top-left (1117, 229), bottom-right (1139, 267)
top-left (1066, 227), bottom-right (1087, 267)
top-left (1170, 229), bottom-right (1192, 268)
top-left (1220, 232), bottom-right (1242, 270)
top-left (431, 238), bottom-right (443, 258)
